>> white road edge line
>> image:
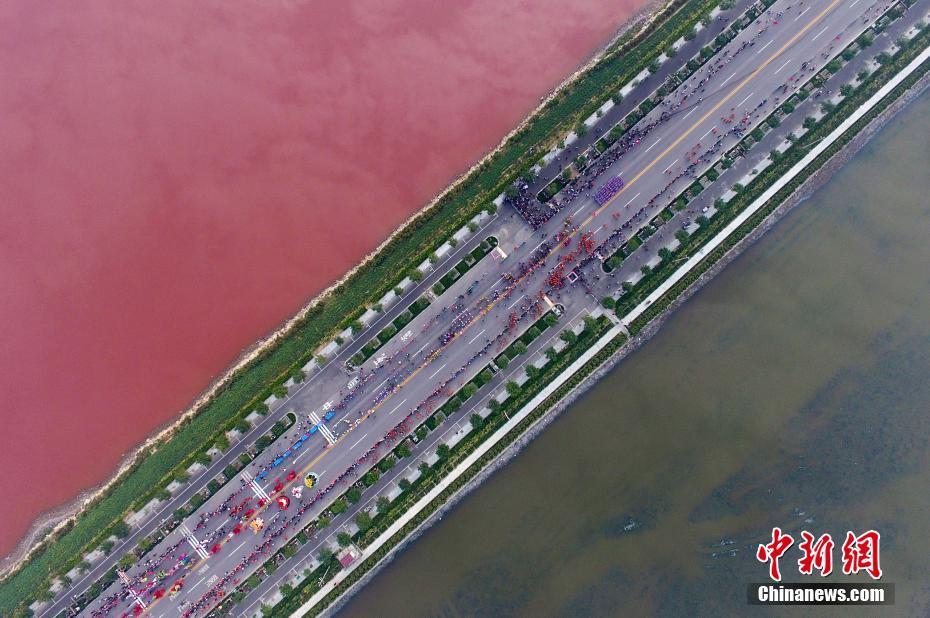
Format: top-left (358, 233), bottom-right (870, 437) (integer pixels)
top-left (292, 42), bottom-right (930, 618)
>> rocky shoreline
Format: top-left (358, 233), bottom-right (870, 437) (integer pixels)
top-left (321, 70), bottom-right (930, 618)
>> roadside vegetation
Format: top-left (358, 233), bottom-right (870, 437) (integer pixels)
top-left (0, 1), bottom-right (725, 612)
top-left (257, 9), bottom-right (930, 617)
top-left (254, 315), bottom-right (618, 617)
top-left (10, 0), bottom-right (924, 615)
top-left (65, 412), bottom-right (297, 616)
top-left (621, 18), bottom-right (930, 334)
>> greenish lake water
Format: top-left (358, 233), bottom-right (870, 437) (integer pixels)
top-left (342, 93), bottom-right (930, 617)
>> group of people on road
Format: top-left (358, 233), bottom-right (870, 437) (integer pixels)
top-left (86, 2), bottom-right (902, 614)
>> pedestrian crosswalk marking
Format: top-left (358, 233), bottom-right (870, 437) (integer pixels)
top-left (308, 412), bottom-right (337, 445)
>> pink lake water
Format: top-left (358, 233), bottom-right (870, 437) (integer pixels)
top-left (0, 0), bottom-right (647, 558)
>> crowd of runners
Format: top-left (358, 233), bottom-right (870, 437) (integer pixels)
top-left (507, 182), bottom-right (562, 229)
top-left (70, 2), bottom-right (900, 616)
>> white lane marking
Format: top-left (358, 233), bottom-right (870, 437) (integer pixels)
top-left (756, 40), bottom-right (773, 55)
top-left (699, 127), bottom-right (713, 140)
top-left (811, 25), bottom-right (829, 41)
top-left (118, 572), bottom-right (147, 608)
top-left (737, 92), bottom-right (754, 107)
top-left (182, 530), bottom-right (209, 559)
top-left (721, 73), bottom-right (735, 87)
top-left (663, 159), bottom-right (679, 173)
top-left (250, 481), bottom-right (268, 501)
top-left (623, 192), bottom-right (642, 207)
top-left (467, 328), bottom-right (487, 345)
top-left (414, 341), bottom-right (431, 357)
top-left (388, 398), bottom-right (409, 415)
top-left (47, 8), bottom-right (859, 605)
top-left (191, 574), bottom-right (209, 590)
top-left (178, 524), bottom-right (208, 558)
top-left (507, 294), bottom-right (525, 310)
top-left (250, 480), bottom-right (271, 501)
top-left (572, 204), bottom-right (586, 217)
top-left (531, 238), bottom-right (546, 252)
top-left (349, 433), bottom-right (369, 450)
top-left (322, 426), bottom-right (338, 445)
top-left (682, 107), bottom-right (697, 120)
top-left (308, 411), bottom-right (324, 437)
top-left (795, 6), bottom-right (811, 21)
top-left (308, 411), bottom-right (337, 445)
top-left (849, 0), bottom-right (860, 5)
top-left (318, 424), bottom-right (337, 445)
top-left (644, 139), bottom-right (661, 153)
top-left (428, 363), bottom-right (448, 380)
top-left (374, 378), bottom-right (388, 391)
top-left (774, 59), bottom-right (791, 74)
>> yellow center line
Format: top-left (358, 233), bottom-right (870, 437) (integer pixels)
top-left (236, 0), bottom-right (844, 559)
top-left (573, 0), bottom-right (842, 236)
top-left (151, 2), bottom-right (842, 611)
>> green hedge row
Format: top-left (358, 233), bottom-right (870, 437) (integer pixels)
top-left (269, 318), bottom-right (622, 616)
top-left (272, 22), bottom-right (930, 617)
top-left (625, 25), bottom-right (930, 335)
top-left (213, 318), bottom-right (608, 616)
top-left (0, 1), bottom-right (730, 614)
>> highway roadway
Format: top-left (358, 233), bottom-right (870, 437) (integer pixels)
top-left (47, 1), bottom-right (902, 616)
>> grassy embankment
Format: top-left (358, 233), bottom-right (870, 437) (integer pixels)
top-left (0, 1), bottom-right (728, 614)
top-left (264, 316), bottom-right (622, 617)
top-left (266, 12), bottom-right (930, 618)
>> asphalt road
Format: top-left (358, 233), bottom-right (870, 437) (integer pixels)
top-left (41, 1), bottom-right (906, 616)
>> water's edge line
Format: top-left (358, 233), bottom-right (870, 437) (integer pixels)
top-left (0, 0), bottom-right (671, 578)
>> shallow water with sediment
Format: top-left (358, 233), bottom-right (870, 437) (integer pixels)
top-left (341, 93), bottom-right (930, 617)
